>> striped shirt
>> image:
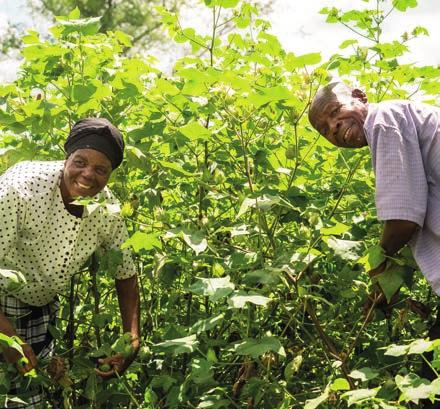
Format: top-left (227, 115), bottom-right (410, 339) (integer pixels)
top-left (0, 161), bottom-right (136, 306)
top-left (365, 100), bottom-right (440, 293)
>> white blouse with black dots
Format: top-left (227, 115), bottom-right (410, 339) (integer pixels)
top-left (0, 161), bottom-right (136, 306)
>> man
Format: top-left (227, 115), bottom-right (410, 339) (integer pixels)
top-left (0, 118), bottom-right (140, 408)
top-left (308, 82), bottom-right (440, 385)
top-left (308, 82), bottom-right (426, 279)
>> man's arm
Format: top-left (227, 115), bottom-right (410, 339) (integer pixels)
top-left (380, 219), bottom-right (419, 256)
top-left (363, 219), bottom-right (419, 320)
top-left (369, 219), bottom-right (419, 278)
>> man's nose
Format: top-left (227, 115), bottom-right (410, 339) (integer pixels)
top-left (329, 119), bottom-right (341, 135)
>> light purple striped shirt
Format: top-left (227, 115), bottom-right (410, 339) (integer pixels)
top-left (365, 100), bottom-right (440, 293)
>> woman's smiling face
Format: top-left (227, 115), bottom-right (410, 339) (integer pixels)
top-left (61, 149), bottom-right (112, 201)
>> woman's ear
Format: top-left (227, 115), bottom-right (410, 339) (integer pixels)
top-left (352, 88), bottom-right (368, 104)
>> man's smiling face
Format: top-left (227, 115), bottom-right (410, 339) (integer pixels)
top-left (309, 83), bottom-right (369, 148)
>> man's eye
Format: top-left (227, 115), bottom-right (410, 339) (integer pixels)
top-left (330, 107), bottom-right (340, 116)
top-left (74, 160), bottom-right (85, 167)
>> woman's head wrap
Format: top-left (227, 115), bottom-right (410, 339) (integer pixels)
top-left (64, 118), bottom-right (125, 169)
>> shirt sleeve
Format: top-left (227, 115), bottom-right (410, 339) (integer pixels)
top-left (371, 123), bottom-right (428, 226)
top-left (100, 214), bottom-right (137, 280)
top-left (0, 183), bottom-right (27, 294)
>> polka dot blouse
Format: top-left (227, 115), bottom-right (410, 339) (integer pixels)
top-left (0, 161), bottom-right (136, 306)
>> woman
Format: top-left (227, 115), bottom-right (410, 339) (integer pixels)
top-left (0, 118), bottom-right (140, 408)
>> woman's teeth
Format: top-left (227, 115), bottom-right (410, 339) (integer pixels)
top-left (77, 182), bottom-right (92, 189)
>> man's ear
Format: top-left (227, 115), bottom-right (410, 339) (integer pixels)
top-left (352, 88), bottom-right (367, 103)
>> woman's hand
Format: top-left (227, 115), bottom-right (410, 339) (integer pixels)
top-left (3, 342), bottom-right (38, 375)
top-left (95, 338), bottom-right (140, 380)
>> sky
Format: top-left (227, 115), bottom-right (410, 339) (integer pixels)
top-left (0, 0), bottom-right (439, 82)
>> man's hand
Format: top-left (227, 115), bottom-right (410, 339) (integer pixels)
top-left (3, 342), bottom-right (38, 375)
top-left (363, 261), bottom-right (400, 322)
top-left (363, 283), bottom-right (400, 322)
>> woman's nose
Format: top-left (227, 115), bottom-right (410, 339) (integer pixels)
top-left (81, 166), bottom-right (95, 179)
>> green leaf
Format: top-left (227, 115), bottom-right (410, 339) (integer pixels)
top-left (21, 30), bottom-right (40, 45)
top-left (83, 373), bottom-right (99, 400)
top-left (189, 276), bottom-right (235, 302)
top-left (227, 291), bottom-right (271, 308)
top-left (304, 385), bottom-right (330, 409)
top-left (164, 228), bottom-right (207, 254)
top-left (111, 333), bottom-right (133, 354)
top-left (21, 45), bottom-right (45, 61)
top-left (68, 7), bottom-right (81, 19)
top-left (342, 388), bottom-right (378, 406)
top-left (285, 52), bottom-right (322, 70)
top-left (234, 336), bottom-right (286, 358)
top-left (339, 39), bottom-right (358, 49)
top-left (204, 0), bottom-right (240, 8)
top-left (358, 245), bottom-right (386, 271)
top-left (150, 375), bottom-right (176, 392)
top-left (327, 238), bottom-right (362, 261)
top-left (114, 31), bottom-right (132, 47)
top-left (284, 355), bottom-right (303, 379)
top-left (247, 86), bottom-right (291, 107)
top-left (72, 84), bottom-right (97, 104)
top-left (159, 160), bottom-right (194, 176)
top-left (156, 78), bottom-right (180, 96)
top-left (412, 26), bottom-right (429, 36)
top-left (243, 267), bottom-right (282, 286)
top-left (379, 404), bottom-right (401, 409)
top-left (320, 222), bottom-right (350, 235)
top-left (182, 230), bottom-right (208, 255)
top-left (190, 314), bottom-right (225, 334)
top-left (349, 367), bottom-right (380, 382)
top-left (377, 262), bottom-right (410, 303)
top-left (0, 270), bottom-right (27, 293)
top-left (384, 344), bottom-right (409, 357)
top-left (0, 334), bottom-right (24, 355)
top-left (154, 335), bottom-right (198, 355)
top-left (408, 339), bottom-right (433, 355)
top-left (191, 358), bottom-right (213, 384)
top-left (393, 0), bottom-right (417, 12)
top-left (395, 373), bottom-right (432, 403)
top-left (179, 122), bottom-right (211, 141)
top-left (237, 195), bottom-right (281, 218)
top-left (91, 313), bottom-right (113, 328)
top-left (57, 17), bottom-right (101, 36)
top-left (122, 231), bottom-right (162, 252)
top-left (331, 378), bottom-right (350, 391)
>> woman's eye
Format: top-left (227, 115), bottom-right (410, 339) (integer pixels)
top-left (96, 168), bottom-right (108, 176)
top-left (74, 160), bottom-right (85, 167)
